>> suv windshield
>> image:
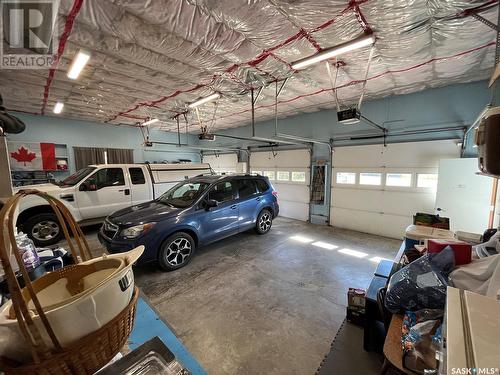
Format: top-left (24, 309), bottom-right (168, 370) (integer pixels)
top-left (158, 181), bottom-right (210, 208)
top-left (60, 167), bottom-right (96, 187)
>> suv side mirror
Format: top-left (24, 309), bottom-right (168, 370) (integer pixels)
top-left (80, 181), bottom-right (97, 191)
top-left (205, 199), bottom-right (218, 210)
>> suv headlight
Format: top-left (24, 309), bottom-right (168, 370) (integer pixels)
top-left (120, 223), bottom-right (156, 239)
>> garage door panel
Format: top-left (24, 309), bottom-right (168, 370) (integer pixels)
top-left (331, 188), bottom-right (383, 212)
top-left (250, 149), bottom-right (310, 221)
top-left (381, 191), bottom-right (436, 216)
top-left (274, 183), bottom-right (309, 203)
top-left (203, 154), bottom-right (238, 173)
top-left (331, 140), bottom-right (459, 239)
top-left (330, 207), bottom-right (408, 239)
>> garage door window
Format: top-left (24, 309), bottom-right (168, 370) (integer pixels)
top-left (291, 171), bottom-right (306, 182)
top-left (359, 172), bottom-right (382, 186)
top-left (263, 171), bottom-right (275, 180)
top-left (386, 173), bottom-right (412, 187)
top-left (417, 173), bottom-right (438, 189)
top-left (336, 172), bottom-right (356, 184)
top-left (277, 171), bottom-right (290, 181)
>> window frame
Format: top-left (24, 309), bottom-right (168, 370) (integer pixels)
top-left (359, 172), bottom-right (383, 186)
top-left (385, 172), bottom-right (412, 188)
top-left (335, 171), bottom-right (357, 185)
top-left (235, 179), bottom-right (258, 200)
top-left (87, 167), bottom-right (125, 190)
top-left (416, 173), bottom-right (439, 190)
top-left (208, 181), bottom-right (236, 204)
top-left (129, 167), bottom-right (146, 185)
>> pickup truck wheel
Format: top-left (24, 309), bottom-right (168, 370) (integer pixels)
top-left (255, 209), bottom-right (273, 235)
top-left (23, 213), bottom-right (63, 247)
top-left (158, 232), bottom-right (196, 271)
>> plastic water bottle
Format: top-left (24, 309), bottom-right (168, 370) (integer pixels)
top-left (15, 232), bottom-right (40, 270)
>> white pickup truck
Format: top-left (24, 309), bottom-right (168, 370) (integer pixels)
top-left (15, 163), bottom-right (213, 246)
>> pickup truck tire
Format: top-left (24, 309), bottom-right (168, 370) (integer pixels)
top-left (255, 209), bottom-right (273, 235)
top-left (158, 232), bottom-right (196, 271)
top-left (23, 213), bottom-right (63, 247)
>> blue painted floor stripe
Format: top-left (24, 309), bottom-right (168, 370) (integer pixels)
top-left (129, 297), bottom-right (208, 375)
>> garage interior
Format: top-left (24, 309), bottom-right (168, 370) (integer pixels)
top-left (1, 0), bottom-right (500, 374)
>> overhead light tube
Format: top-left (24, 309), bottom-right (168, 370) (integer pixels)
top-left (53, 102), bottom-right (64, 114)
top-left (67, 50), bottom-right (91, 79)
top-left (188, 93), bottom-right (220, 108)
top-left (291, 33), bottom-right (375, 70)
top-left (142, 118), bottom-right (160, 126)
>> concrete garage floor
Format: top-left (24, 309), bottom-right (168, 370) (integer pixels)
top-left (82, 217), bottom-right (400, 375)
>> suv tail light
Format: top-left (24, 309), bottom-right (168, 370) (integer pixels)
top-left (272, 191), bottom-right (278, 198)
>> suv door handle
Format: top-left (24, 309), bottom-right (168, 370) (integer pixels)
top-left (119, 189), bottom-right (130, 195)
top-left (230, 204), bottom-right (237, 209)
top-left (256, 197), bottom-right (261, 201)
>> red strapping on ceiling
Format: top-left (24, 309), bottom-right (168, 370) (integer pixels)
top-left (350, 0), bottom-right (373, 33)
top-left (194, 41), bottom-right (495, 126)
top-left (106, 0), bottom-right (370, 123)
top-left (41, 0), bottom-right (84, 115)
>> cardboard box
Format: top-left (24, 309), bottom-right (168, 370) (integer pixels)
top-left (347, 288), bottom-right (366, 309)
top-left (427, 239), bottom-right (472, 265)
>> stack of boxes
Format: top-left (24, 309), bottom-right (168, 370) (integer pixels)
top-left (347, 288), bottom-right (366, 326)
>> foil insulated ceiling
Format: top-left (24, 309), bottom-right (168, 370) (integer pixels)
top-left (0, 0), bottom-right (497, 133)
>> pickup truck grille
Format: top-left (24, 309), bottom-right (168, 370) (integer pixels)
top-left (103, 220), bottom-right (119, 239)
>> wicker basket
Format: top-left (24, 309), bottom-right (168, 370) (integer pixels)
top-left (0, 190), bottom-right (139, 374)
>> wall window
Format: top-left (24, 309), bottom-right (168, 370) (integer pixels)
top-left (336, 172), bottom-right (356, 184)
top-left (359, 172), bottom-right (382, 186)
top-left (277, 171), bottom-right (290, 181)
top-left (386, 173), bottom-right (412, 187)
top-left (417, 173), bottom-right (438, 189)
top-left (263, 171), bottom-right (275, 180)
top-left (291, 171), bottom-right (306, 182)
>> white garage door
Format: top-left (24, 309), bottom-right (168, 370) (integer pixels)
top-left (250, 149), bottom-right (310, 221)
top-left (203, 153), bottom-right (238, 174)
top-left (330, 140), bottom-right (460, 239)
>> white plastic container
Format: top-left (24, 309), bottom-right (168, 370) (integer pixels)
top-left (0, 246), bottom-right (144, 361)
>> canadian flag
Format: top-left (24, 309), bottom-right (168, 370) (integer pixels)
top-left (8, 142), bottom-right (56, 171)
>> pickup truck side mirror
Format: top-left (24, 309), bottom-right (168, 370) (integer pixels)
top-left (80, 181), bottom-right (98, 191)
top-left (205, 199), bottom-right (218, 210)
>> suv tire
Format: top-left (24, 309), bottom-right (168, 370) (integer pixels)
top-left (255, 209), bottom-right (273, 235)
top-left (158, 232), bottom-right (196, 271)
top-left (23, 213), bottom-right (63, 247)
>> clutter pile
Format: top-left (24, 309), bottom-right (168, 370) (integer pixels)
top-left (0, 190), bottom-right (143, 374)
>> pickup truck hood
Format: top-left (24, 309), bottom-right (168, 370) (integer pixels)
top-left (108, 201), bottom-right (183, 227)
top-left (13, 183), bottom-right (74, 196)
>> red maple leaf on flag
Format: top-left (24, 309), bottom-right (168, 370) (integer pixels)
top-left (11, 146), bottom-right (37, 166)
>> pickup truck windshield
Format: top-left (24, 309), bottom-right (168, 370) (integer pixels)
top-left (60, 167), bottom-right (96, 187)
top-left (158, 181), bottom-right (210, 208)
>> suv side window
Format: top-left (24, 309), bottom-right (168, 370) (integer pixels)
top-left (255, 178), bottom-right (269, 193)
top-left (92, 168), bottom-right (125, 189)
top-left (208, 181), bottom-right (235, 203)
top-left (129, 167), bottom-right (146, 185)
top-left (237, 179), bottom-right (257, 199)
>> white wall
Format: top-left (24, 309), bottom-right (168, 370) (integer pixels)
top-left (330, 140), bottom-right (461, 239)
top-left (203, 153), bottom-right (239, 174)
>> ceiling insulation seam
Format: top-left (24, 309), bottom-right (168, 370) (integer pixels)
top-left (41, 0), bottom-right (84, 115)
top-left (103, 0), bottom-right (365, 123)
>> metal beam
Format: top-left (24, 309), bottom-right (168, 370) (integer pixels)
top-left (360, 115), bottom-right (387, 133)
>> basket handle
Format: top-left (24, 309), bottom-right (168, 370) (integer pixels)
top-left (0, 190), bottom-right (94, 361)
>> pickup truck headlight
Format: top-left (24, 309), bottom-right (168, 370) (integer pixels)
top-left (120, 223), bottom-right (156, 239)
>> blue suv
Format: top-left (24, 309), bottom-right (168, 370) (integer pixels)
top-left (98, 174), bottom-right (279, 270)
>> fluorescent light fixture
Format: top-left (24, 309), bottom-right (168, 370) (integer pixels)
top-left (338, 248), bottom-right (368, 258)
top-left (67, 50), bottom-right (91, 80)
top-left (53, 102), bottom-right (64, 114)
top-left (290, 235), bottom-right (314, 243)
top-left (188, 93), bottom-right (220, 108)
top-left (142, 118), bottom-right (160, 126)
top-left (369, 256), bottom-right (390, 263)
top-left (291, 33), bottom-right (375, 70)
top-left (311, 241), bottom-right (339, 250)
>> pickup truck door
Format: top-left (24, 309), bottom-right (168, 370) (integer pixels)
top-left (128, 167), bottom-right (152, 205)
top-left (198, 181), bottom-right (239, 243)
top-left (76, 167), bottom-right (132, 220)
